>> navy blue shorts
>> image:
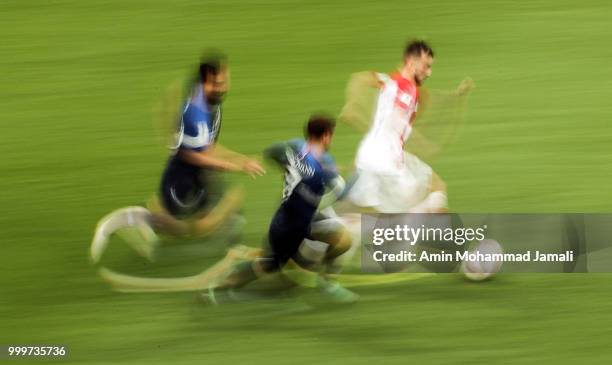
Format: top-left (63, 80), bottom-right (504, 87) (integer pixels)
top-left (259, 207), bottom-right (310, 271)
top-left (260, 209), bottom-right (343, 272)
top-left (159, 156), bottom-right (209, 218)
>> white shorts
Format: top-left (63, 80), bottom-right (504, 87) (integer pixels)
top-left (347, 152), bottom-right (433, 213)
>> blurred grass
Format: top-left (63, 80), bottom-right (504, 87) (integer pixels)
top-left (1, 0), bottom-right (612, 363)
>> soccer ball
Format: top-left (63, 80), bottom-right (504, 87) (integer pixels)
top-left (460, 239), bottom-right (503, 281)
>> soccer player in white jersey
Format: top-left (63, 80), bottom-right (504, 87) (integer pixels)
top-left (344, 40), bottom-right (448, 214)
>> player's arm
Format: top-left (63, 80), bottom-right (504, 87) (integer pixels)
top-left (210, 143), bottom-right (265, 177)
top-left (178, 148), bottom-right (240, 171)
top-left (212, 143), bottom-right (251, 164)
top-left (349, 71), bottom-right (383, 88)
top-left (338, 71), bottom-right (383, 132)
top-left (408, 78), bottom-right (475, 160)
top-left (179, 115), bottom-right (265, 177)
top-left (179, 148), bottom-right (265, 177)
top-left (318, 156), bottom-right (347, 209)
top-left (435, 77), bottom-right (475, 97)
top-left (405, 128), bottom-right (442, 161)
top-left (263, 141), bottom-right (290, 168)
top-left (319, 175), bottom-right (346, 209)
top-left (416, 77), bottom-right (474, 117)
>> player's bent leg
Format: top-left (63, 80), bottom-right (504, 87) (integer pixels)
top-left (149, 187), bottom-right (195, 237)
top-left (345, 169), bottom-right (383, 212)
top-left (216, 235), bottom-right (322, 291)
top-left (313, 228), bottom-right (352, 261)
top-left (147, 185), bottom-right (245, 239)
top-left (309, 218), bottom-right (353, 273)
top-left (408, 170), bottom-right (448, 213)
top-left (202, 245), bottom-right (266, 289)
top-left (91, 206), bottom-right (159, 263)
top-left (286, 239), bottom-right (359, 303)
top-left (210, 254), bottom-right (280, 295)
top-left (293, 239), bottom-right (329, 269)
top-left (149, 211), bottom-right (191, 237)
top-left (99, 244), bottom-right (262, 293)
top-left (157, 167), bottom-right (243, 239)
top-left (190, 185), bottom-right (245, 237)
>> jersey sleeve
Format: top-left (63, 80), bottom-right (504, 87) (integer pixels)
top-left (318, 154), bottom-right (345, 209)
top-left (263, 141), bottom-right (290, 167)
top-left (375, 72), bottom-right (391, 84)
top-left (320, 153), bottom-right (340, 183)
top-left (179, 105), bottom-right (211, 151)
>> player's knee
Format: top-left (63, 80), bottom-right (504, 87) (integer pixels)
top-left (293, 239), bottom-right (329, 270)
top-left (326, 229), bottom-right (352, 260)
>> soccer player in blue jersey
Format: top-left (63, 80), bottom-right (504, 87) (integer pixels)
top-left (153, 51), bottom-right (265, 236)
top-left (206, 114), bottom-right (357, 303)
top-left (91, 51), bottom-right (265, 262)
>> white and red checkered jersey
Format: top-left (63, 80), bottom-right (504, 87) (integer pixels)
top-left (355, 72), bottom-right (419, 175)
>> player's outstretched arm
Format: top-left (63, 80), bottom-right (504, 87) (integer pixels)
top-left (263, 141), bottom-right (290, 168)
top-left (178, 148), bottom-right (265, 178)
top-left (339, 71), bottom-right (382, 133)
top-left (405, 128), bottom-right (442, 161)
top-left (319, 176), bottom-right (347, 209)
top-left (213, 143), bottom-right (252, 164)
top-left (417, 77), bottom-right (474, 115)
top-left (152, 79), bottom-right (185, 150)
top-left (211, 143), bottom-right (266, 178)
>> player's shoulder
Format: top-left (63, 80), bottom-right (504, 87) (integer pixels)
top-left (182, 86), bottom-right (210, 122)
top-left (182, 103), bottom-right (201, 120)
top-left (319, 152), bottom-right (338, 177)
top-left (375, 72), bottom-right (392, 83)
top-left (320, 151), bottom-right (336, 166)
top-left (360, 71), bottom-right (393, 89)
top-left (180, 105), bottom-right (208, 137)
top-left (286, 138), bottom-right (306, 153)
top-left (389, 72), bottom-right (417, 94)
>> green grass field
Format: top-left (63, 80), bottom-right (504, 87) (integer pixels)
top-left (2, 0), bottom-right (612, 363)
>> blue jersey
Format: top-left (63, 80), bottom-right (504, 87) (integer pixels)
top-left (159, 85), bottom-right (222, 217)
top-left (265, 139), bottom-right (339, 229)
top-left (177, 86), bottom-right (222, 152)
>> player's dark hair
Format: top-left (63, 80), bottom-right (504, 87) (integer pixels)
top-left (305, 114), bottom-right (336, 139)
top-left (198, 49), bottom-right (228, 83)
top-left (404, 40), bottom-right (434, 58)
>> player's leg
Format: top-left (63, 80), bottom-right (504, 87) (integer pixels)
top-left (211, 217), bottom-right (302, 290)
top-left (203, 244), bottom-right (360, 305)
top-left (210, 222), bottom-right (318, 289)
top-left (189, 185), bottom-right (244, 236)
top-left (155, 159), bottom-right (206, 235)
top-left (372, 152), bottom-right (448, 213)
top-left (408, 168), bottom-right (448, 213)
top-left (147, 197), bottom-right (190, 237)
top-left (98, 244), bottom-right (262, 292)
top-left (204, 206), bottom-right (359, 304)
top-left (91, 206), bottom-right (160, 263)
top-left (301, 216), bottom-right (359, 302)
top-left (156, 164), bottom-right (244, 238)
top-left (344, 169), bottom-right (383, 213)
top-left (308, 212), bottom-right (353, 273)
top-left (214, 236), bottom-right (358, 303)
top-left (148, 185), bottom-right (244, 238)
